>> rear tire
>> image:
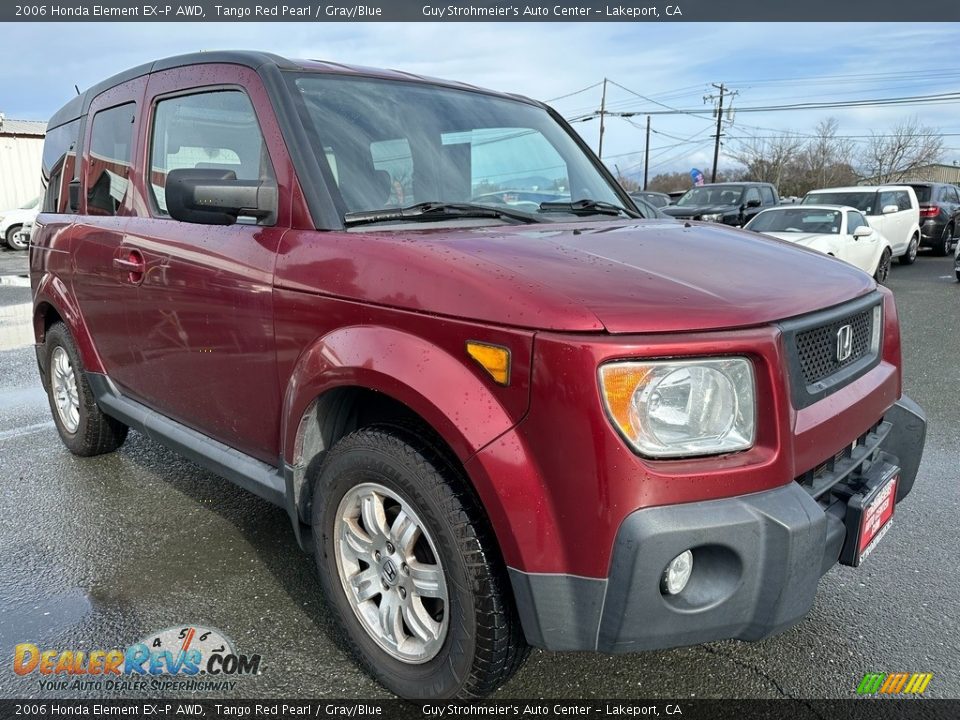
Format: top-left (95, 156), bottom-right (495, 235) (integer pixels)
top-left (933, 225), bottom-right (952, 257)
top-left (898, 234), bottom-right (919, 265)
top-left (44, 322), bottom-right (128, 456)
top-left (5, 224), bottom-right (26, 251)
top-left (311, 425), bottom-right (528, 698)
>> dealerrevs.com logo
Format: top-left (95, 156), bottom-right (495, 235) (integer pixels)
top-left (13, 626), bottom-right (262, 693)
top-left (857, 673), bottom-right (933, 695)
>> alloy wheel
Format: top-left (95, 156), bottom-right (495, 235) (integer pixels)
top-left (334, 482), bottom-right (449, 664)
top-left (51, 346), bottom-right (80, 433)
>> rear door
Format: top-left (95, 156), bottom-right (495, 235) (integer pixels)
top-left (120, 64), bottom-right (291, 464)
top-left (69, 78), bottom-right (147, 389)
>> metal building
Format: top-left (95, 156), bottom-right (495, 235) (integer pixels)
top-left (0, 116), bottom-right (46, 211)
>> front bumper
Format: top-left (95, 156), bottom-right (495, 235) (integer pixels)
top-left (509, 396), bottom-right (926, 652)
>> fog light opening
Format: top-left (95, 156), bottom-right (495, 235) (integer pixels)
top-left (661, 550), bottom-right (694, 595)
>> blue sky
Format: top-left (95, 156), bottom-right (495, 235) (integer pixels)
top-left (3, 22), bottom-right (960, 177)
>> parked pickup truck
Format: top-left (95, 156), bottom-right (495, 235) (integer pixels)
top-left (32, 52), bottom-right (925, 699)
top-left (662, 181), bottom-right (780, 226)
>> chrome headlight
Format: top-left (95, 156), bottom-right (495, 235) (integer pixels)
top-left (699, 213), bottom-right (724, 222)
top-left (599, 357), bottom-right (756, 458)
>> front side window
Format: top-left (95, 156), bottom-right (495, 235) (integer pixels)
top-left (149, 90), bottom-right (275, 222)
top-left (292, 74), bottom-right (625, 223)
top-left (846, 211), bottom-right (868, 234)
top-left (86, 103), bottom-right (135, 216)
top-left (760, 186), bottom-right (775, 205)
top-left (744, 187), bottom-right (762, 205)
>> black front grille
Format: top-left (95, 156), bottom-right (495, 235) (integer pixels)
top-left (778, 292), bottom-right (883, 409)
top-left (795, 419), bottom-right (888, 499)
top-left (795, 308), bottom-right (872, 384)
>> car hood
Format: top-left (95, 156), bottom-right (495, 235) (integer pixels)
top-left (662, 204), bottom-right (736, 218)
top-left (278, 220), bottom-right (875, 334)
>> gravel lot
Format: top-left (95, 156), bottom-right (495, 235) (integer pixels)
top-left (0, 244), bottom-right (957, 700)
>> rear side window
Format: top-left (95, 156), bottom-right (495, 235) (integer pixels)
top-left (41, 119), bottom-right (80, 213)
top-left (86, 102), bottom-right (136, 216)
top-left (895, 191), bottom-right (912, 211)
top-left (941, 186), bottom-right (959, 204)
top-left (148, 90), bottom-right (275, 223)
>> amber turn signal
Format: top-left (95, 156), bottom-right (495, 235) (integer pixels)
top-left (466, 342), bottom-right (511, 386)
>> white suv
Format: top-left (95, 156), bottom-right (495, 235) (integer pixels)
top-left (802, 186), bottom-right (921, 264)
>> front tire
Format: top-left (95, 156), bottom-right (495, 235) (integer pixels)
top-left (873, 248), bottom-right (892, 284)
top-left (311, 426), bottom-right (528, 699)
top-left (44, 322), bottom-right (128, 456)
top-left (5, 224), bottom-right (26, 251)
top-left (899, 233), bottom-right (919, 265)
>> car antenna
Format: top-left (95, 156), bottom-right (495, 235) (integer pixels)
top-left (75, 84), bottom-right (81, 95)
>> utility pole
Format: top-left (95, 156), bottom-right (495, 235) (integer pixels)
top-left (598, 78), bottom-right (608, 160)
top-left (704, 83), bottom-right (737, 183)
top-left (643, 115), bottom-right (651, 190)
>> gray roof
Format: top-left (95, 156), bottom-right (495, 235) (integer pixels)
top-left (0, 118), bottom-right (47, 136)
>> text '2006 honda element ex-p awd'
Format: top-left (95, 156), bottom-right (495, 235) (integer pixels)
top-left (31, 51), bottom-right (926, 699)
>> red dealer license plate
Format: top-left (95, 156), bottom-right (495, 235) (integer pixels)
top-left (842, 469), bottom-right (899, 567)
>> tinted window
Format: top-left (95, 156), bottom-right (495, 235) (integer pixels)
top-left (941, 186), bottom-right (959, 204)
top-left (760, 186), bottom-right (775, 205)
top-left (86, 103), bottom-right (135, 216)
top-left (803, 191), bottom-right (876, 214)
top-left (149, 90), bottom-right (275, 223)
top-left (878, 191), bottom-right (898, 212)
top-left (895, 191), bottom-right (911, 211)
top-left (744, 187), bottom-right (762, 205)
top-left (847, 211), bottom-right (867, 233)
top-left (909, 185), bottom-right (932, 203)
top-left (41, 119), bottom-right (80, 213)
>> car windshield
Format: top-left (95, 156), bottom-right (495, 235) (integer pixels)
top-left (676, 186), bottom-right (744, 207)
top-left (18, 197), bottom-right (39, 210)
top-left (291, 74), bottom-right (625, 223)
top-left (803, 191), bottom-right (875, 213)
top-left (748, 208), bottom-right (842, 234)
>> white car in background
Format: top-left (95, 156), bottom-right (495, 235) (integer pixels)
top-left (802, 185), bottom-right (921, 265)
top-left (744, 204), bottom-right (894, 283)
top-left (0, 196), bottom-right (40, 250)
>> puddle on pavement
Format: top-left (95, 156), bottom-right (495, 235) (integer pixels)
top-left (0, 301), bottom-right (33, 351)
top-left (0, 588), bottom-right (92, 649)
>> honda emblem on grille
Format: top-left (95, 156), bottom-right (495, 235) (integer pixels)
top-left (836, 324), bottom-right (853, 362)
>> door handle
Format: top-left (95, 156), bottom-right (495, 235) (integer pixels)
top-left (114, 249), bottom-right (145, 284)
top-left (113, 257), bottom-right (143, 271)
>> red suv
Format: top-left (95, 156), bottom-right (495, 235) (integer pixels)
top-left (32, 52), bottom-right (926, 699)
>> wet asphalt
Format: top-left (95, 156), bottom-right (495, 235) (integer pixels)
top-left (0, 245), bottom-right (957, 700)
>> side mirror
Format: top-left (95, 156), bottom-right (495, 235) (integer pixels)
top-left (68, 180), bottom-right (80, 213)
top-left (745, 198), bottom-right (761, 208)
top-left (881, 204), bottom-right (899, 215)
top-left (853, 226), bottom-right (873, 239)
top-left (165, 168), bottom-right (277, 226)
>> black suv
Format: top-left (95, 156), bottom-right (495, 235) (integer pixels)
top-left (908, 182), bottom-right (960, 256)
top-left (662, 181), bottom-right (779, 226)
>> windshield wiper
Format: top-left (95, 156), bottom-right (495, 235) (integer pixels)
top-left (343, 201), bottom-right (543, 227)
top-left (538, 199), bottom-right (640, 218)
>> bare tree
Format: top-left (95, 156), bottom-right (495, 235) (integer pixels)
top-left (859, 117), bottom-right (944, 183)
top-left (727, 133), bottom-right (805, 191)
top-left (798, 118), bottom-right (859, 191)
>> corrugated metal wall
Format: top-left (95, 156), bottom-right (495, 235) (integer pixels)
top-left (0, 135), bottom-right (44, 211)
